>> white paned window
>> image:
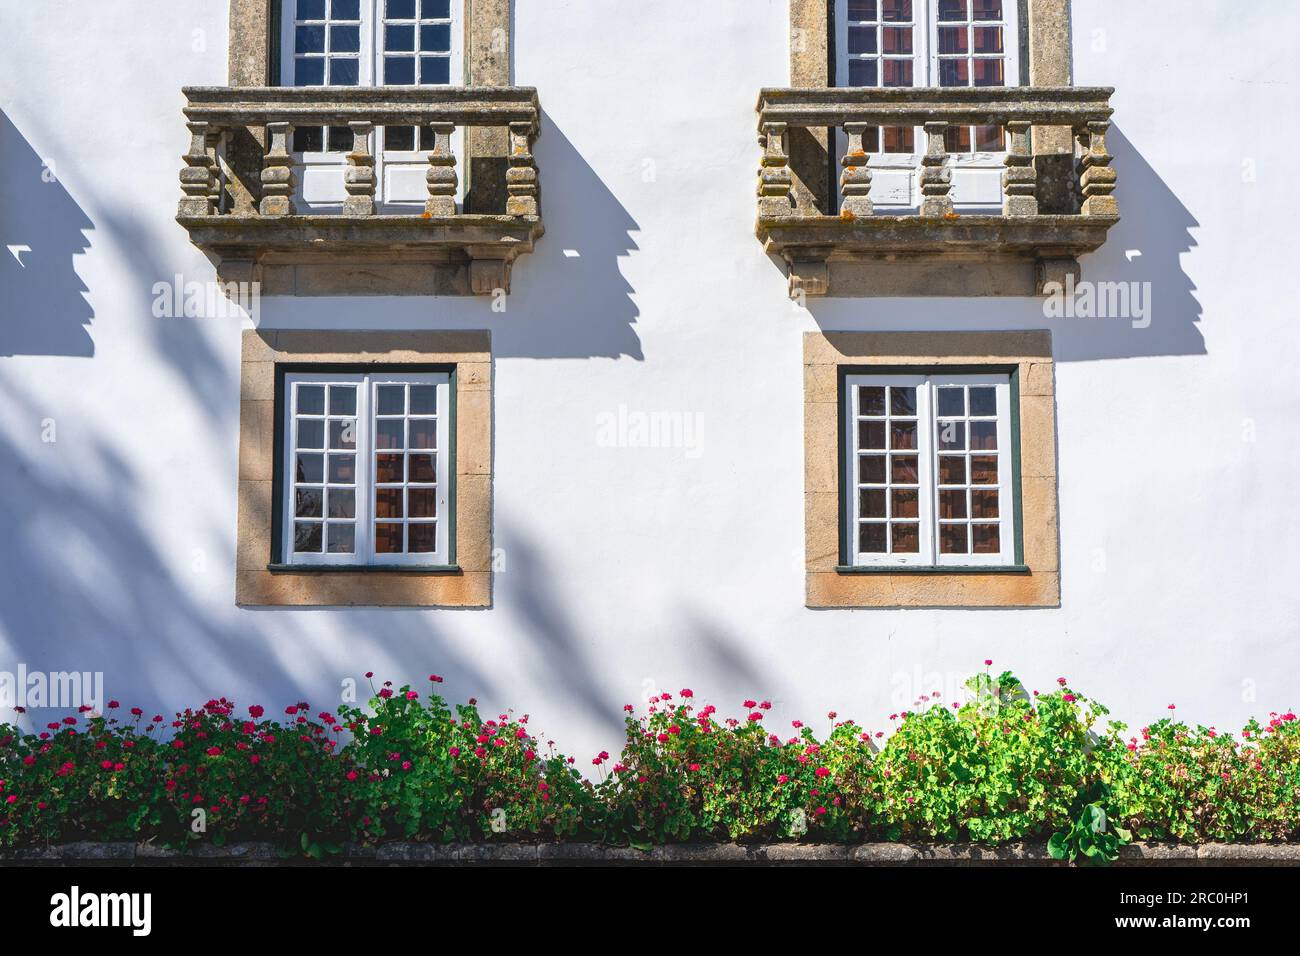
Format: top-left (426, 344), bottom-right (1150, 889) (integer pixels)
top-left (844, 373), bottom-right (1016, 567)
top-left (284, 371), bottom-right (451, 567)
top-left (280, 0), bottom-right (464, 209)
top-left (834, 0), bottom-right (1021, 211)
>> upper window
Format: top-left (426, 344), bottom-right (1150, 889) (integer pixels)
top-left (843, 372), bottom-right (1018, 567)
top-left (283, 371), bottom-right (452, 567)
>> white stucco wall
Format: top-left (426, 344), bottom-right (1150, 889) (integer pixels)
top-left (1, 0), bottom-right (1297, 760)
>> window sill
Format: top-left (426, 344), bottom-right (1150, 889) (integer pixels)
top-left (266, 564), bottom-right (463, 575)
top-left (835, 564), bottom-right (1030, 575)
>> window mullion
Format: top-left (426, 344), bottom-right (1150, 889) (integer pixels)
top-left (920, 378), bottom-right (937, 564)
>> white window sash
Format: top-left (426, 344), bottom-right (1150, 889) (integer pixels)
top-left (282, 370), bottom-right (451, 567)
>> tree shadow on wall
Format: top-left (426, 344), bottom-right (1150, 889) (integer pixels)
top-left (803, 125), bottom-right (1204, 363)
top-left (0, 112), bottom-right (95, 357)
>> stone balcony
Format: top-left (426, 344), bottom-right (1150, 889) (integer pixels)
top-left (755, 86), bottom-right (1118, 298)
top-left (178, 86), bottom-right (542, 295)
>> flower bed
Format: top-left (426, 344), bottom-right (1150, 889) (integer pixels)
top-left (1, 666), bottom-right (1296, 864)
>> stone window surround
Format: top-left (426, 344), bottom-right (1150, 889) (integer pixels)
top-left (237, 329), bottom-right (492, 607)
top-left (804, 330), bottom-right (1059, 608)
top-left (787, 0), bottom-right (1076, 215)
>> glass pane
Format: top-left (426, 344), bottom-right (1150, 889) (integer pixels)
top-left (294, 57), bottom-right (325, 86)
top-left (882, 126), bottom-right (914, 151)
top-left (890, 421), bottom-right (917, 450)
top-left (329, 420), bottom-right (356, 450)
top-left (333, 0), bottom-right (360, 17)
top-left (409, 385), bottom-right (437, 414)
top-left (409, 454), bottom-right (436, 482)
top-left (408, 419), bottom-right (437, 450)
top-left (882, 26), bottom-right (912, 54)
top-left (940, 489), bottom-right (968, 519)
top-left (329, 58), bottom-right (358, 85)
top-left (859, 522), bottom-right (887, 554)
top-left (331, 24), bottom-right (360, 52)
top-left (939, 455), bottom-right (966, 485)
top-left (376, 420), bottom-right (405, 449)
top-left (848, 26), bottom-right (878, 55)
top-left (939, 59), bottom-right (969, 86)
top-left (974, 124), bottom-right (1003, 151)
top-left (883, 59), bottom-right (913, 87)
top-left (969, 386), bottom-right (997, 416)
top-left (848, 59), bottom-right (878, 86)
top-left (848, 0), bottom-right (878, 19)
top-left (375, 523), bottom-right (403, 554)
top-left (937, 420), bottom-right (965, 450)
top-left (970, 455), bottom-right (998, 484)
top-left (297, 419), bottom-right (325, 449)
top-left (296, 454), bottom-right (324, 483)
top-left (881, 0), bottom-right (912, 21)
top-left (376, 454), bottom-right (404, 483)
top-left (860, 488), bottom-right (886, 519)
top-left (859, 455), bottom-right (886, 484)
top-left (972, 0), bottom-right (1003, 20)
top-left (375, 488), bottom-right (404, 518)
top-left (386, 24), bottom-right (415, 51)
top-left (409, 488), bottom-right (438, 518)
top-left (295, 488), bottom-right (323, 518)
top-left (937, 387), bottom-right (964, 416)
top-left (891, 523), bottom-right (920, 553)
top-left (409, 523), bottom-right (437, 553)
top-left (971, 489), bottom-right (999, 518)
top-left (294, 522), bottom-right (322, 553)
top-left (945, 125), bottom-right (973, 152)
top-left (422, 0), bottom-right (451, 16)
top-left (327, 523), bottom-right (355, 554)
top-left (858, 386), bottom-right (886, 416)
top-left (377, 385), bottom-right (405, 415)
top-left (938, 0), bottom-right (968, 21)
top-left (859, 420), bottom-right (886, 450)
top-left (294, 126), bottom-right (323, 150)
top-left (972, 59), bottom-right (1004, 86)
top-left (326, 125), bottom-right (352, 151)
top-left (973, 26), bottom-right (1003, 53)
top-left (297, 384), bottom-right (325, 414)
top-left (328, 488), bottom-right (356, 519)
top-left (328, 454), bottom-right (356, 483)
top-left (972, 524), bottom-right (1001, 554)
top-left (937, 26), bottom-right (968, 54)
top-left (970, 421), bottom-right (998, 450)
top-left (891, 489), bottom-right (919, 519)
top-left (386, 0), bottom-right (416, 18)
top-left (890, 386), bottom-right (916, 416)
top-left (420, 56), bottom-right (451, 84)
top-left (940, 524), bottom-right (969, 555)
top-left (385, 125), bottom-right (416, 150)
top-left (299, 0), bottom-right (326, 17)
top-left (891, 455), bottom-right (919, 483)
top-left (420, 23), bottom-right (451, 51)
top-left (385, 56), bottom-right (416, 84)
top-left (329, 385), bottom-right (357, 415)
top-left (296, 25), bottom-right (325, 54)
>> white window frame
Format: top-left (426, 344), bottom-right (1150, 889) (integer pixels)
top-left (843, 371), bottom-right (1016, 568)
top-left (833, 0), bottom-right (1021, 212)
top-left (280, 0), bottom-right (465, 210)
top-left (282, 370), bottom-right (451, 568)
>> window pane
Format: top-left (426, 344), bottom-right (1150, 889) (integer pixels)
top-left (420, 23), bottom-right (451, 51)
top-left (848, 59), bottom-right (878, 86)
top-left (939, 455), bottom-right (966, 484)
top-left (940, 524), bottom-right (969, 554)
top-left (891, 455), bottom-right (918, 483)
top-left (890, 386), bottom-right (916, 415)
top-left (376, 420), bottom-right (404, 449)
top-left (971, 489), bottom-right (999, 519)
top-left (938, 0), bottom-right (967, 20)
top-left (409, 488), bottom-right (438, 518)
top-left (890, 421), bottom-right (917, 450)
top-left (297, 419), bottom-right (325, 449)
top-left (377, 385), bottom-right (405, 415)
top-left (970, 455), bottom-right (998, 484)
top-left (297, 384), bottom-right (325, 414)
top-left (295, 488), bottom-right (323, 518)
top-left (859, 522), bottom-right (887, 553)
top-left (881, 126), bottom-right (914, 151)
top-left (408, 419), bottom-right (437, 450)
top-left (385, 56), bottom-right (416, 83)
top-left (420, 56), bottom-right (451, 84)
top-left (299, 0), bottom-right (326, 17)
top-left (385, 125), bottom-right (416, 150)
top-left (386, 24), bottom-right (416, 51)
top-left (848, 25), bottom-right (878, 55)
top-left (940, 489), bottom-right (968, 519)
top-left (294, 522), bottom-right (322, 553)
top-left (294, 57), bottom-right (325, 86)
top-left (329, 57), bottom-right (359, 85)
top-left (859, 420), bottom-right (886, 450)
top-left (858, 386), bottom-right (886, 416)
top-left (327, 523), bottom-right (355, 554)
top-left (972, 0), bottom-right (1003, 20)
top-left (970, 421), bottom-right (998, 450)
top-left (409, 385), bottom-right (437, 414)
top-left (937, 420), bottom-right (965, 450)
top-left (296, 25), bottom-right (325, 54)
top-left (331, 24), bottom-right (360, 52)
top-left (375, 488), bottom-right (404, 518)
top-left (937, 387), bottom-right (964, 416)
top-left (891, 523), bottom-right (920, 553)
top-left (332, 0), bottom-right (360, 18)
top-left (848, 0), bottom-right (878, 19)
top-left (386, 0), bottom-right (416, 17)
top-left (891, 489), bottom-right (919, 519)
top-left (882, 26), bottom-right (912, 54)
top-left (409, 454), bottom-right (436, 482)
top-left (422, 0), bottom-right (451, 16)
top-left (296, 454), bottom-right (324, 483)
top-left (937, 26), bottom-right (968, 55)
top-left (973, 26), bottom-right (1003, 53)
top-left (882, 59), bottom-right (913, 87)
top-left (969, 386), bottom-right (997, 416)
top-left (375, 523), bottom-right (403, 554)
top-left (409, 524), bottom-right (437, 553)
top-left (881, 0), bottom-right (912, 21)
top-left (329, 385), bottom-right (357, 415)
top-left (329, 420), bottom-right (356, 449)
top-left (375, 453), bottom-right (404, 483)
top-left (860, 488), bottom-right (886, 519)
top-left (974, 124), bottom-right (1004, 151)
top-left (328, 488), bottom-right (356, 519)
top-left (972, 524), bottom-right (1001, 553)
top-left (859, 455), bottom-right (886, 484)
top-left (328, 454), bottom-right (356, 483)
top-left (939, 59), bottom-right (969, 86)
top-left (326, 125), bottom-right (352, 151)
top-left (945, 126), bottom-right (972, 152)
top-left (972, 59), bottom-right (1004, 86)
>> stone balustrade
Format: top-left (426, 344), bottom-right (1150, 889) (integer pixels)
top-left (754, 86), bottom-right (1119, 297)
top-left (177, 86), bottom-right (542, 295)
